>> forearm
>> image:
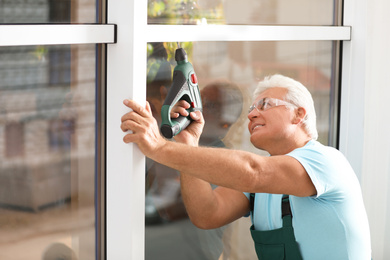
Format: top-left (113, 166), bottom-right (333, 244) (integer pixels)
top-left (121, 99), bottom-right (316, 198)
top-left (180, 172), bottom-right (219, 228)
top-left (180, 171), bottom-right (250, 229)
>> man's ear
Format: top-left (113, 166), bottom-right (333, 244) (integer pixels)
top-left (292, 107), bottom-right (307, 125)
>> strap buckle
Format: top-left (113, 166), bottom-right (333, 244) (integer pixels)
top-left (282, 195), bottom-right (292, 218)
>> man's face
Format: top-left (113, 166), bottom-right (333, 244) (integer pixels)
top-left (247, 87), bottom-right (296, 153)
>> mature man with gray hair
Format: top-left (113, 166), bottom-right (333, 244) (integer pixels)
top-left (121, 74), bottom-right (371, 259)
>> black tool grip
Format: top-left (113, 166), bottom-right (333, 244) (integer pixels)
top-left (160, 124), bottom-right (175, 139)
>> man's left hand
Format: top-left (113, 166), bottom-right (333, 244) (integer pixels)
top-left (121, 99), bottom-right (167, 158)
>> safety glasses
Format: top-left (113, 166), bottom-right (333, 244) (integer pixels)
top-left (248, 97), bottom-right (297, 114)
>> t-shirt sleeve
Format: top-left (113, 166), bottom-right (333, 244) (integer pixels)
top-left (286, 144), bottom-right (342, 198)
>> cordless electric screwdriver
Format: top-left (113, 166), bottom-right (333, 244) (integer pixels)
top-left (160, 44), bottom-right (202, 139)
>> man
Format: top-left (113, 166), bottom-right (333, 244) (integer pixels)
top-left (121, 74), bottom-right (371, 259)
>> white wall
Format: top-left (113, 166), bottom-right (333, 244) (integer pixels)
top-left (341, 0), bottom-right (390, 259)
top-left (362, 0), bottom-right (390, 258)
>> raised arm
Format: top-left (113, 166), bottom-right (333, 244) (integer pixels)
top-left (120, 99), bottom-right (316, 227)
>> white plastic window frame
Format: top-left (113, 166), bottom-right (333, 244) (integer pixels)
top-left (106, 1), bottom-right (353, 260)
top-left (0, 1), bottom-right (358, 259)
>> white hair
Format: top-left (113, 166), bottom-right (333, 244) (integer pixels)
top-left (254, 74), bottom-right (318, 140)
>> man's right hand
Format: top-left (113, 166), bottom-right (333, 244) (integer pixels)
top-left (170, 100), bottom-right (205, 146)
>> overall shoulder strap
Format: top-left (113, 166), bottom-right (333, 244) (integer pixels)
top-left (250, 193), bottom-right (255, 213)
top-left (282, 195), bottom-right (292, 218)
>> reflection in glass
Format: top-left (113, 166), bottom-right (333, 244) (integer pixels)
top-left (0, 0), bottom-right (96, 24)
top-left (146, 40), bottom-right (338, 259)
top-left (0, 44), bottom-right (96, 260)
top-left (148, 0), bottom-right (340, 26)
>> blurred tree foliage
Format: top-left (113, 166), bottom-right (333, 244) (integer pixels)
top-left (147, 0), bottom-right (224, 82)
top-left (147, 42), bottom-right (193, 83)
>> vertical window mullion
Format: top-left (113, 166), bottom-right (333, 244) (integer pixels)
top-left (106, 1), bottom-right (147, 259)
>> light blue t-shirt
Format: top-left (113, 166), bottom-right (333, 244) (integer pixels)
top-left (245, 140), bottom-right (371, 260)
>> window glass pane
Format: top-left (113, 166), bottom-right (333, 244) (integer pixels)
top-left (0, 44), bottom-right (97, 260)
top-left (0, 0), bottom-right (96, 24)
top-left (145, 40), bottom-right (339, 259)
top-left (148, 0), bottom-right (341, 26)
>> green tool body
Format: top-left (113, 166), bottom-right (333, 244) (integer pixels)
top-left (160, 47), bottom-right (202, 139)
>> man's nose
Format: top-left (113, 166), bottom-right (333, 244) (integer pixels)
top-left (248, 109), bottom-right (259, 120)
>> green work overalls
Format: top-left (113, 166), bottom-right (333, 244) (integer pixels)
top-left (249, 194), bottom-right (303, 260)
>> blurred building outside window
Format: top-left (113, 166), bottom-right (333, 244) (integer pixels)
top-left (0, 1), bottom-right (97, 259)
